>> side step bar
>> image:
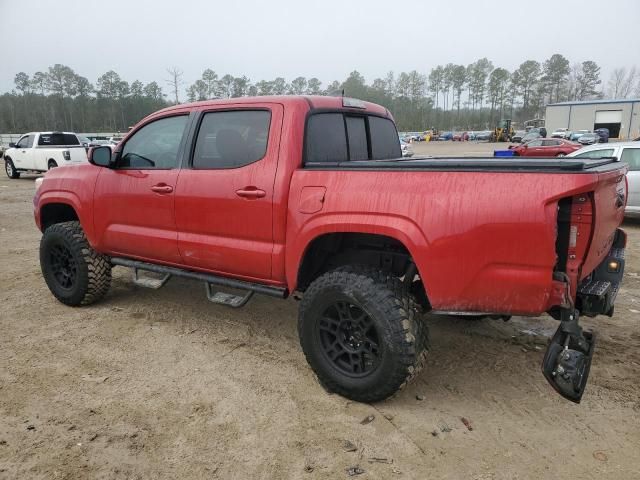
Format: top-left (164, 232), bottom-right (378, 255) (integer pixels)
top-left (111, 257), bottom-right (287, 300)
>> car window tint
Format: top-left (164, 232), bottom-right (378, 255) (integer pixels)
top-left (621, 148), bottom-right (640, 171)
top-left (370, 116), bottom-right (401, 160)
top-left (16, 136), bottom-right (28, 148)
top-left (193, 110), bottom-right (271, 169)
top-left (306, 113), bottom-right (348, 163)
top-left (120, 115), bottom-right (188, 169)
top-left (574, 149), bottom-right (614, 159)
top-left (38, 133), bottom-right (79, 146)
top-left (346, 116), bottom-right (368, 161)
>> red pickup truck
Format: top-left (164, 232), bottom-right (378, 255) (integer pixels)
top-left (34, 96), bottom-right (628, 403)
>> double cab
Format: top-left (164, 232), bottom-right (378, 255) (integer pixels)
top-left (33, 96), bottom-right (628, 403)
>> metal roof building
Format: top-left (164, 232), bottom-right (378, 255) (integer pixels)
top-left (545, 98), bottom-right (640, 139)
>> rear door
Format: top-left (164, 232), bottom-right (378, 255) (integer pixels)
top-left (621, 147), bottom-right (640, 210)
top-left (93, 113), bottom-right (190, 264)
top-left (174, 104), bottom-right (283, 281)
top-left (542, 139), bottom-right (561, 155)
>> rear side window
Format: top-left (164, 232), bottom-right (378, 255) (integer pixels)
top-left (38, 133), bottom-right (79, 146)
top-left (573, 149), bottom-right (614, 159)
top-left (193, 110), bottom-right (271, 169)
top-left (306, 113), bottom-right (348, 163)
top-left (305, 113), bottom-right (400, 163)
top-left (621, 148), bottom-right (640, 171)
top-left (369, 116), bottom-right (401, 160)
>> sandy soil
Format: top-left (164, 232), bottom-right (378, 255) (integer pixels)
top-left (1, 149), bottom-right (639, 479)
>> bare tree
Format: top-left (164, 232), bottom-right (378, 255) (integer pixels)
top-left (619, 66), bottom-right (637, 99)
top-left (165, 67), bottom-right (184, 104)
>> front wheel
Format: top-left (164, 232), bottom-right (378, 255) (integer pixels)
top-left (40, 221), bottom-right (112, 306)
top-left (298, 266), bottom-right (428, 403)
top-left (556, 153), bottom-right (566, 157)
top-left (5, 158), bottom-right (20, 179)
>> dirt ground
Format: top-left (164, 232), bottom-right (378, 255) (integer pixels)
top-left (1, 143), bottom-right (640, 479)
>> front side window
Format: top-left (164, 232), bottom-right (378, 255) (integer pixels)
top-left (16, 136), bottom-right (29, 148)
top-left (528, 140), bottom-right (543, 147)
top-left (621, 148), bottom-right (640, 171)
top-left (193, 110), bottom-right (271, 169)
top-left (573, 149), bottom-right (614, 159)
top-left (119, 115), bottom-right (188, 169)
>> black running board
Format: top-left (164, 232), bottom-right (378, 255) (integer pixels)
top-left (111, 257), bottom-right (287, 299)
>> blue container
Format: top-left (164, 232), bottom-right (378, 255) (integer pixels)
top-left (493, 150), bottom-right (515, 157)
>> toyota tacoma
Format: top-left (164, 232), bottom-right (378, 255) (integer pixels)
top-left (34, 96), bottom-right (628, 403)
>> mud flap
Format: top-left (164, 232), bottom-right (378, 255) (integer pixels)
top-left (542, 311), bottom-right (596, 403)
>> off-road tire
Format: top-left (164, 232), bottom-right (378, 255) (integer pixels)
top-left (40, 221), bottom-right (111, 306)
top-left (5, 158), bottom-right (20, 179)
top-left (298, 265), bottom-right (429, 403)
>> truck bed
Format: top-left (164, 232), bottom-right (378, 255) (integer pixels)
top-left (305, 156), bottom-right (622, 173)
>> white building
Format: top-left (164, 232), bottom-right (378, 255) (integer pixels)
top-left (545, 99), bottom-right (640, 140)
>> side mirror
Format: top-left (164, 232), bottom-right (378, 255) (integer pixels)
top-left (8, 142), bottom-right (15, 148)
top-left (88, 146), bottom-right (113, 167)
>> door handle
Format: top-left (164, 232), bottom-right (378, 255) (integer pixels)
top-left (151, 184), bottom-right (174, 194)
top-left (236, 187), bottom-right (266, 199)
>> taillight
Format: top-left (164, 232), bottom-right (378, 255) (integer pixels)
top-left (62, 150), bottom-right (71, 161)
top-left (555, 193), bottom-right (594, 294)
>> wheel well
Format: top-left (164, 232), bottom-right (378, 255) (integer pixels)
top-left (40, 203), bottom-right (79, 231)
top-left (297, 232), bottom-right (417, 291)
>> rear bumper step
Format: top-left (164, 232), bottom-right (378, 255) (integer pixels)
top-left (576, 231), bottom-right (625, 317)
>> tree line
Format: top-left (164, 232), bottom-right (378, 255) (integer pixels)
top-left (1, 55), bottom-right (639, 134)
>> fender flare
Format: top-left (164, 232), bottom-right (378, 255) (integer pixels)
top-left (285, 212), bottom-right (430, 292)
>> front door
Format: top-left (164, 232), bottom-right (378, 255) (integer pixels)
top-left (11, 134), bottom-right (35, 169)
top-left (174, 104), bottom-right (283, 281)
top-left (93, 113), bottom-right (190, 264)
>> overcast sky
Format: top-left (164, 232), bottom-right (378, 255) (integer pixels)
top-left (1, 0), bottom-right (638, 94)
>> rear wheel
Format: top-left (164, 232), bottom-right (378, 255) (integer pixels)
top-left (298, 266), bottom-right (428, 403)
top-left (556, 153), bottom-right (566, 157)
top-left (5, 158), bottom-right (20, 179)
top-left (40, 221), bottom-right (112, 306)
top-left (48, 159), bottom-right (58, 170)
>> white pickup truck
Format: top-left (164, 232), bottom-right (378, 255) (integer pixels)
top-left (4, 132), bottom-right (87, 179)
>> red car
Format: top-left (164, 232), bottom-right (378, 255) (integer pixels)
top-left (33, 95), bottom-right (627, 404)
top-left (511, 138), bottom-right (581, 157)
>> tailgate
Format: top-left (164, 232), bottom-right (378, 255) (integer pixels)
top-left (580, 166), bottom-right (627, 279)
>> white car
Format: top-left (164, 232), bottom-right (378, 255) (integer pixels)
top-left (400, 140), bottom-right (414, 157)
top-left (4, 132), bottom-right (87, 179)
top-left (567, 142), bottom-right (640, 217)
top-left (551, 128), bottom-right (570, 139)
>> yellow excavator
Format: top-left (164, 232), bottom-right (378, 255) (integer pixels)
top-left (491, 119), bottom-right (514, 142)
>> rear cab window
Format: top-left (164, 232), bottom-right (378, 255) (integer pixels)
top-left (38, 133), bottom-right (80, 146)
top-left (305, 112), bottom-right (400, 164)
